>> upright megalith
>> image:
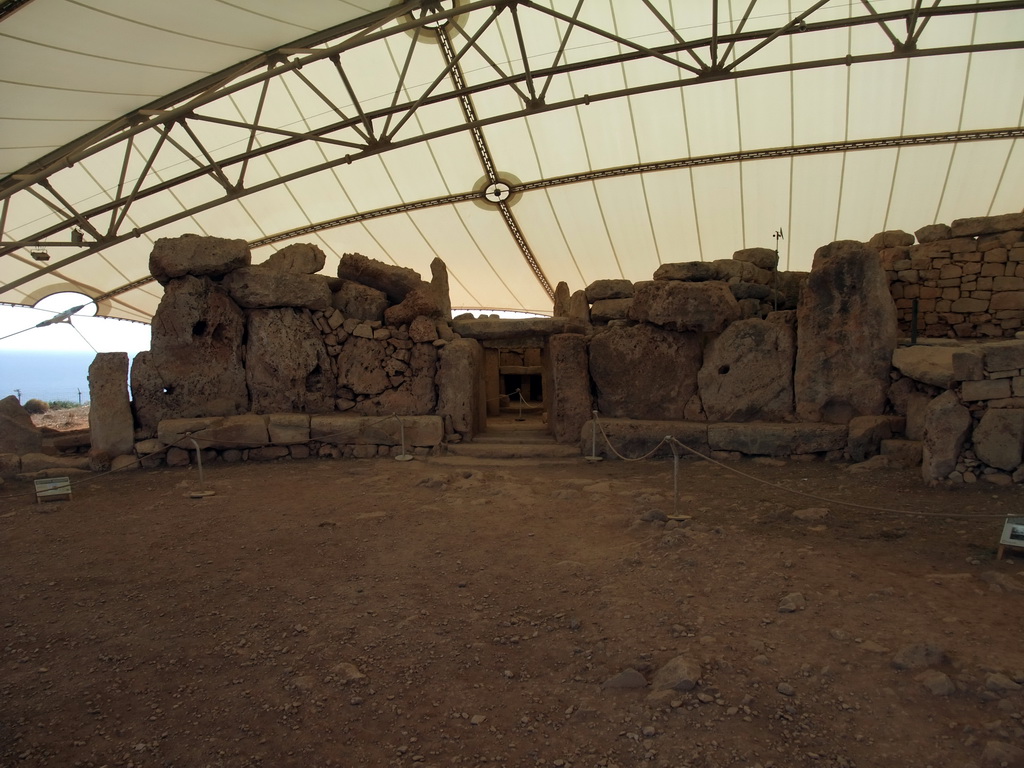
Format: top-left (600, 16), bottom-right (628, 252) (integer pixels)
top-left (921, 390), bottom-right (971, 483)
top-left (437, 338), bottom-right (483, 437)
top-left (589, 324), bottom-right (701, 420)
top-left (246, 308), bottom-right (335, 413)
top-left (547, 333), bottom-right (592, 444)
top-left (795, 240), bottom-right (897, 423)
top-left (0, 395), bottom-right (42, 455)
top-left (131, 275), bottom-right (248, 435)
top-left (697, 315), bottom-right (795, 422)
top-left (88, 352), bottom-right (134, 456)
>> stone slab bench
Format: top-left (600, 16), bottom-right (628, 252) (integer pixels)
top-left (580, 418), bottom-right (849, 460)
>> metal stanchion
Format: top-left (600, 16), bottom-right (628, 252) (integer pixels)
top-left (393, 414), bottom-right (414, 462)
top-left (188, 438), bottom-right (215, 498)
top-left (585, 410), bottom-right (603, 462)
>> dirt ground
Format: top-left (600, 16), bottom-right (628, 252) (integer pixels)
top-left (3, 435), bottom-right (1024, 768)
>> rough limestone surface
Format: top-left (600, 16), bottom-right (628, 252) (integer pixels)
top-left (384, 283), bottom-right (447, 326)
top-left (589, 324), bottom-right (701, 420)
top-left (697, 318), bottom-right (795, 422)
top-left (547, 334), bottom-right (591, 444)
top-left (568, 290), bottom-right (591, 324)
top-left (408, 315), bottom-right (439, 343)
top-left (847, 415), bottom-right (895, 462)
top-left (337, 252), bottom-right (424, 303)
top-left (653, 262), bottom-right (719, 282)
top-left (436, 338), bottom-right (483, 436)
top-left (87, 352), bottom-right (135, 456)
top-left (354, 343), bottom-right (438, 417)
top-left (972, 409), bottom-right (1024, 471)
top-left (246, 308), bottom-right (335, 413)
top-left (429, 257), bottom-right (453, 320)
top-left (707, 422), bottom-right (848, 456)
top-left (337, 336), bottom-right (391, 397)
top-left (983, 340), bottom-right (1024, 372)
top-left (589, 298), bottom-right (633, 323)
top-left (891, 345), bottom-right (958, 388)
top-left (332, 281), bottom-right (388, 322)
top-left (651, 656), bottom-right (702, 692)
top-left (552, 282), bottom-right (571, 317)
top-left (452, 316), bottom-right (587, 340)
top-left (868, 230), bottom-right (915, 249)
top-left (263, 242), bottom-right (327, 274)
top-left (795, 241), bottom-right (898, 423)
top-left (921, 390), bottom-right (972, 482)
top-left (149, 234), bottom-right (250, 285)
top-left (310, 414), bottom-right (443, 447)
top-left (267, 414), bottom-right (311, 445)
top-left (586, 279), bottom-right (634, 302)
top-left (221, 265), bottom-right (331, 310)
top-left (629, 280), bottom-right (740, 334)
top-left (158, 415), bottom-right (269, 450)
top-left (131, 276), bottom-right (248, 435)
top-left (0, 396), bottom-right (42, 455)
top-left (732, 247), bottom-right (779, 271)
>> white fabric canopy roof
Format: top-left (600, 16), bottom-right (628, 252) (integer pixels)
top-left (1, 0), bottom-right (1022, 322)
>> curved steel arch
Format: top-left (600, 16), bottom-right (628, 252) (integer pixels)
top-left (1, 0), bottom-right (1022, 303)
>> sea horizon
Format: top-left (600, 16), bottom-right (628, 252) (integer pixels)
top-left (0, 349), bottom-right (138, 405)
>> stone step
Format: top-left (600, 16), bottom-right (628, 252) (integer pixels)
top-left (445, 441), bottom-right (580, 460)
top-left (472, 430), bottom-right (553, 445)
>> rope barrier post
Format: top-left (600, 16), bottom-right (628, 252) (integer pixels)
top-left (188, 437), bottom-right (215, 499)
top-left (514, 388), bottom-right (525, 422)
top-left (669, 437), bottom-right (679, 517)
top-left (585, 410), bottom-right (603, 463)
top-left (393, 414), bottom-right (414, 462)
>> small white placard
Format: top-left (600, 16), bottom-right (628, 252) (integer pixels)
top-left (999, 517), bottom-right (1024, 548)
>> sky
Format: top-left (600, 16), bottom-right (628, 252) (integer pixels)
top-left (0, 293), bottom-right (151, 354)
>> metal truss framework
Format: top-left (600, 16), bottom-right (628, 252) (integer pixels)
top-left (1, 0), bottom-right (1023, 303)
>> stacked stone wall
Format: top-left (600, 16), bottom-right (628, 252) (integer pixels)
top-left (880, 213), bottom-right (1024, 339)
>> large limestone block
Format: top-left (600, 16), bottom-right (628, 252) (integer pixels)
top-left (337, 336), bottom-right (390, 396)
top-left (580, 418), bottom-right (709, 460)
top-left (847, 415), bottom-right (897, 462)
top-left (653, 262), bottom-right (719, 282)
top-left (0, 395), bottom-right (42, 454)
top-left (246, 308), bottom-right (335, 413)
top-left (149, 234), bottom-right (250, 285)
top-left (451, 316), bottom-right (588, 340)
top-left (712, 259), bottom-right (773, 285)
top-left (263, 242), bottom-right (326, 274)
top-left (707, 422), bottom-right (847, 456)
top-left (311, 414), bottom-right (443, 447)
top-left (131, 276), bottom-right (248, 434)
top-left (332, 281), bottom-right (388, 322)
top-left (868, 230), bottom-right (915, 249)
top-left (158, 414), bottom-right (269, 449)
top-left (628, 280), bottom-right (740, 334)
top-left (973, 409), bottom-right (1024, 471)
top-left (921, 390), bottom-right (971, 482)
top-left (795, 241), bottom-right (897, 423)
top-left (950, 212), bottom-right (1024, 238)
top-left (590, 298), bottom-right (633, 323)
top-left (697, 318), bottom-right (794, 422)
top-left (88, 352), bottom-right (134, 456)
top-left (384, 283), bottom-right (447, 326)
top-left (733, 247), bottom-right (779, 271)
top-left (983, 340), bottom-right (1024, 373)
top-left (222, 265), bottom-right (331, 310)
top-left (337, 252), bottom-right (424, 303)
top-left (268, 414), bottom-right (311, 445)
top-left (586, 279), bottom-right (634, 302)
top-left (20, 453), bottom-right (91, 472)
top-left (548, 334), bottom-right (592, 444)
top-left (437, 338), bottom-right (483, 435)
top-left (589, 324), bottom-right (701, 420)
top-left (891, 345), bottom-right (957, 388)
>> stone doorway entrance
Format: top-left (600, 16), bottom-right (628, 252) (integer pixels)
top-left (483, 342), bottom-right (548, 430)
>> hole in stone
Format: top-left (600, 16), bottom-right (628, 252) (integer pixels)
top-left (192, 320), bottom-right (208, 337)
top-left (718, 365), bottom-right (730, 375)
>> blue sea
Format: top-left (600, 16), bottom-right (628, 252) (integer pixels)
top-left (0, 350), bottom-right (138, 405)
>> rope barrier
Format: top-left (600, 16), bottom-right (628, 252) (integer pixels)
top-left (589, 412), bottom-right (1019, 521)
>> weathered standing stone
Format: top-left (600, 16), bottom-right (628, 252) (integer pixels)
top-left (263, 242), bottom-right (326, 274)
top-left (795, 241), bottom-right (898, 423)
top-left (568, 290), bottom-right (591, 324)
top-left (437, 338), bottom-right (483, 436)
top-left (921, 390), bottom-right (972, 482)
top-left (429, 257), bottom-right (452, 321)
top-left (149, 234), bottom-right (250, 285)
top-left (0, 395), bottom-right (42, 454)
top-left (87, 352), bottom-right (134, 456)
top-left (629, 280), bottom-right (740, 334)
top-left (222, 265), bottom-right (331, 310)
top-left (246, 308), bottom-right (335, 413)
top-left (697, 317), bottom-right (795, 421)
top-left (548, 334), bottom-right (591, 444)
top-left (972, 409), bottom-right (1024, 471)
top-left (589, 324), bottom-right (702, 420)
top-left (131, 276), bottom-right (248, 435)
top-left (337, 252), bottom-right (424, 303)
top-left (552, 282), bottom-right (571, 317)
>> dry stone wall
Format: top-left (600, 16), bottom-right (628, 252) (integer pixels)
top-left (881, 213), bottom-right (1024, 339)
